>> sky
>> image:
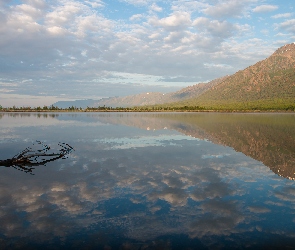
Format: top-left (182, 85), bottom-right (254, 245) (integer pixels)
top-left (0, 0), bottom-right (294, 107)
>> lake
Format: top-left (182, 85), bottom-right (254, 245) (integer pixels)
top-left (0, 112), bottom-right (295, 249)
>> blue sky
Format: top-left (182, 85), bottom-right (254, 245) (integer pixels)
top-left (0, 0), bottom-right (294, 107)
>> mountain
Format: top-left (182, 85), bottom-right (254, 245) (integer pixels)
top-left (52, 99), bottom-right (98, 109)
top-left (93, 76), bottom-right (228, 107)
top-left (51, 77), bottom-right (228, 109)
top-left (178, 43), bottom-right (295, 110)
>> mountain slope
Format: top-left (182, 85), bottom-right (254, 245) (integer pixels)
top-left (94, 76), bottom-right (228, 107)
top-left (53, 99), bottom-right (98, 109)
top-left (179, 43), bottom-right (295, 110)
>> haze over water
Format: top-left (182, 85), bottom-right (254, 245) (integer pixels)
top-left (0, 112), bottom-right (295, 249)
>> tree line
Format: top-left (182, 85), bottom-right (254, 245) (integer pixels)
top-left (1, 104), bottom-right (293, 112)
top-left (0, 104), bottom-right (206, 112)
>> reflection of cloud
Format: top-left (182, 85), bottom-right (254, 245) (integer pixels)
top-left (162, 175), bottom-right (184, 188)
top-left (190, 216), bottom-right (240, 239)
top-left (274, 186), bottom-right (295, 202)
top-left (48, 186), bottom-right (84, 213)
top-left (248, 206), bottom-right (271, 213)
top-left (264, 200), bottom-right (284, 207)
top-left (201, 199), bottom-right (240, 216)
top-left (94, 134), bottom-right (197, 150)
top-left (191, 181), bottom-right (232, 201)
top-left (188, 167), bottom-right (235, 202)
top-left (77, 182), bottom-right (112, 202)
top-left (202, 153), bottom-right (230, 159)
top-left (190, 199), bottom-right (245, 238)
top-left (2, 113), bottom-right (295, 248)
top-left (13, 187), bottom-right (44, 207)
top-left (148, 187), bottom-right (188, 206)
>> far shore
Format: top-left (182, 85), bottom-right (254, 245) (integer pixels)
top-left (1, 109), bottom-right (294, 113)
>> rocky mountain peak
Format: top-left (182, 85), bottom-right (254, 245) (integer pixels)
top-left (273, 43), bottom-right (295, 57)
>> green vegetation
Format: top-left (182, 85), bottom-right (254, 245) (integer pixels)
top-left (0, 105), bottom-right (207, 112)
top-left (163, 98), bottom-right (295, 111)
top-left (0, 105), bottom-right (82, 112)
top-left (0, 102), bottom-right (294, 112)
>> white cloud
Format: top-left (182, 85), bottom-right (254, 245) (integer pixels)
top-left (24, 0), bottom-right (47, 9)
top-left (271, 13), bottom-right (292, 19)
top-left (149, 12), bottom-right (191, 30)
top-left (15, 4), bottom-right (43, 18)
top-left (204, 0), bottom-right (247, 18)
top-left (171, 1), bottom-right (209, 13)
top-left (150, 3), bottom-right (162, 12)
top-left (120, 0), bottom-right (150, 6)
top-left (148, 32), bottom-right (160, 39)
top-left (193, 18), bottom-right (236, 39)
top-left (164, 31), bottom-right (186, 44)
top-left (0, 94), bottom-right (63, 107)
top-left (45, 2), bottom-right (84, 27)
top-left (130, 14), bottom-right (143, 21)
top-left (278, 19), bottom-right (295, 34)
top-left (75, 14), bottom-right (114, 37)
top-left (192, 16), bottom-right (208, 26)
top-left (204, 63), bottom-right (233, 69)
top-left (253, 5), bottom-right (278, 13)
top-left (0, 88), bottom-right (14, 93)
top-left (85, 0), bottom-right (104, 8)
top-left (47, 26), bottom-right (66, 35)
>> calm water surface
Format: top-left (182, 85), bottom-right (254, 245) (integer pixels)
top-left (0, 112), bottom-right (295, 249)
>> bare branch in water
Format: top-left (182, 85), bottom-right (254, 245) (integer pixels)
top-left (0, 141), bottom-right (74, 174)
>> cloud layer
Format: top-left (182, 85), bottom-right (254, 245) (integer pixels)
top-left (0, 0), bottom-right (294, 106)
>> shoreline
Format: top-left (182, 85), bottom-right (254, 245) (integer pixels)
top-left (1, 109), bottom-right (294, 113)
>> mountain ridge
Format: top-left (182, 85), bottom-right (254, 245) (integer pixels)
top-left (176, 43), bottom-right (295, 110)
top-left (93, 76), bottom-right (229, 108)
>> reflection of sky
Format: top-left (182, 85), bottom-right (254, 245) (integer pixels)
top-left (94, 134), bottom-right (200, 149)
top-left (0, 113), bottom-right (295, 249)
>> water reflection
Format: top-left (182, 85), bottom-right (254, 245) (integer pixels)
top-left (98, 113), bottom-right (295, 180)
top-left (0, 112), bottom-right (295, 249)
top-left (0, 112), bottom-right (60, 119)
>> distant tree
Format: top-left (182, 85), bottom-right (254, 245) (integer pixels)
top-left (68, 105), bottom-right (76, 110)
top-left (49, 105), bottom-right (57, 110)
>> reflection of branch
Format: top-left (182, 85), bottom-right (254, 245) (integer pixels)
top-left (0, 141), bottom-right (74, 174)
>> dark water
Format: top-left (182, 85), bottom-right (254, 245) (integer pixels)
top-left (0, 112), bottom-right (295, 249)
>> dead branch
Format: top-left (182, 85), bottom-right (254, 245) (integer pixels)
top-left (0, 141), bottom-right (74, 174)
